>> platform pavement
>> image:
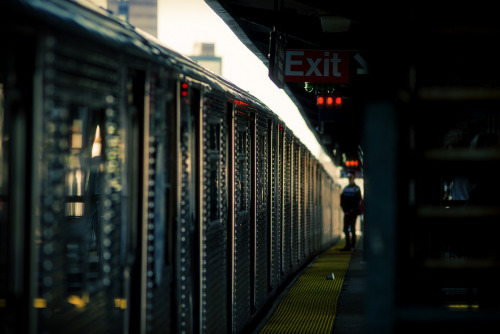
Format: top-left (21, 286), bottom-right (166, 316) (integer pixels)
top-left (253, 237), bottom-right (366, 333)
top-left (332, 238), bottom-right (366, 334)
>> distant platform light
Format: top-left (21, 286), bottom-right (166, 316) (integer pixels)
top-left (346, 160), bottom-right (359, 167)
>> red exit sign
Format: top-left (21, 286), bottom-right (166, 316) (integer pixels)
top-left (284, 50), bottom-right (350, 83)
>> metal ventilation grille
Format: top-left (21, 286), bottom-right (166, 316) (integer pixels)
top-left (202, 93), bottom-right (228, 333)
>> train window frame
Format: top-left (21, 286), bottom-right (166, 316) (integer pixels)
top-left (63, 105), bottom-right (106, 295)
top-left (236, 128), bottom-right (249, 214)
top-left (206, 116), bottom-right (223, 224)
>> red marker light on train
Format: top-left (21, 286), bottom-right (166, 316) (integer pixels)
top-left (181, 82), bottom-right (188, 97)
top-left (234, 100), bottom-right (249, 107)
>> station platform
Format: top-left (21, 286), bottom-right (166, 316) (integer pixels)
top-left (254, 238), bottom-right (366, 333)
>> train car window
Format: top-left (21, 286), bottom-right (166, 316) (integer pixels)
top-left (206, 122), bottom-right (221, 222)
top-left (153, 142), bottom-right (167, 282)
top-left (238, 158), bottom-right (246, 212)
top-left (258, 135), bottom-right (266, 205)
top-left (64, 107), bottom-right (104, 293)
top-left (208, 122), bottom-right (220, 151)
top-left (209, 159), bottom-right (220, 221)
top-left (237, 130), bottom-right (248, 212)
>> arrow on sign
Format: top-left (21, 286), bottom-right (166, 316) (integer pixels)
top-left (354, 53), bottom-right (368, 75)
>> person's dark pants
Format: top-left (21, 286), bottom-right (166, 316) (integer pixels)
top-left (343, 212), bottom-right (358, 249)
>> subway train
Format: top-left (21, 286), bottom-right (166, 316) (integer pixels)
top-left (0, 0), bottom-right (343, 333)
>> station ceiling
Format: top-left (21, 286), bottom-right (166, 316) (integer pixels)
top-left (204, 0), bottom-right (500, 170)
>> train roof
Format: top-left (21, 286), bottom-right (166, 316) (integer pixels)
top-left (3, 0), bottom-right (274, 113)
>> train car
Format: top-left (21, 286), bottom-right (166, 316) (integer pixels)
top-left (0, 0), bottom-right (342, 333)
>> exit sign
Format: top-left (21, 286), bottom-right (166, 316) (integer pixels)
top-left (284, 50), bottom-right (350, 83)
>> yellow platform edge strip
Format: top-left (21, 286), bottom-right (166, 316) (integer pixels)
top-left (260, 241), bottom-right (352, 333)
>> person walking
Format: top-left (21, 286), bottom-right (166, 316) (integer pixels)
top-left (340, 172), bottom-right (362, 251)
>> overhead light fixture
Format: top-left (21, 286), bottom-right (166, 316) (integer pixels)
top-left (320, 16), bottom-right (351, 33)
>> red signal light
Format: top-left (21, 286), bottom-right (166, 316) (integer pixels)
top-left (316, 96), bottom-right (325, 107)
top-left (346, 160), bottom-right (359, 167)
top-left (326, 96), bottom-right (334, 107)
top-left (335, 96), bottom-right (342, 108)
top-left (317, 94), bottom-right (343, 109)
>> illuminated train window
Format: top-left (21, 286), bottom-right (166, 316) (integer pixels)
top-left (64, 108), bottom-right (105, 293)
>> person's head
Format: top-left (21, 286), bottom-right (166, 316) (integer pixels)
top-left (348, 172), bottom-right (355, 185)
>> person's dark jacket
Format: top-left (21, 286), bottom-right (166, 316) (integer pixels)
top-left (341, 184), bottom-right (362, 214)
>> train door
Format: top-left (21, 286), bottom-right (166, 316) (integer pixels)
top-left (33, 36), bottom-right (128, 334)
top-left (232, 102), bottom-right (253, 333)
top-left (254, 112), bottom-right (269, 310)
top-left (268, 118), bottom-right (282, 290)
